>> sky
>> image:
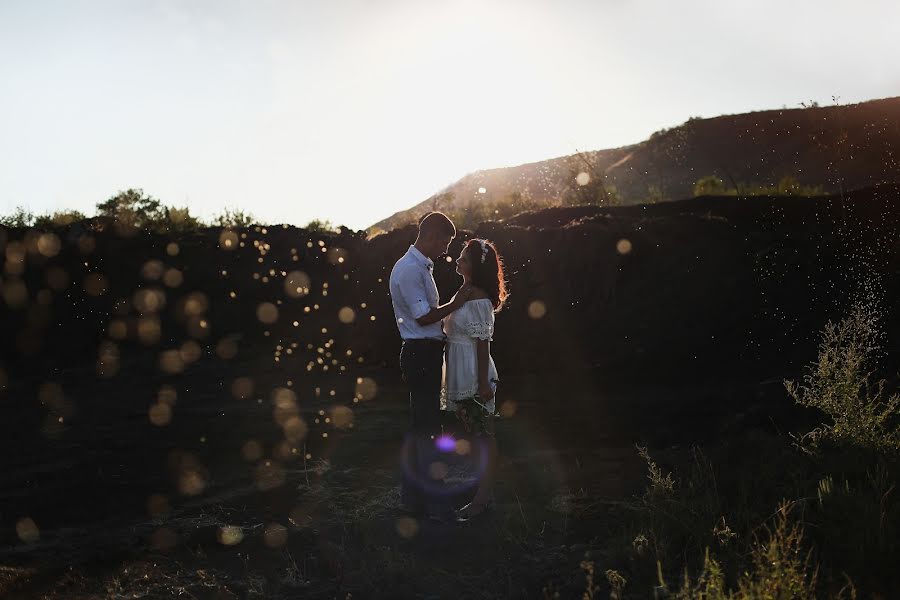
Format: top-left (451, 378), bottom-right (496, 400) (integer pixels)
top-left (1, 0), bottom-right (898, 230)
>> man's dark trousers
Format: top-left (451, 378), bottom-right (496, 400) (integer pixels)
top-left (399, 338), bottom-right (448, 515)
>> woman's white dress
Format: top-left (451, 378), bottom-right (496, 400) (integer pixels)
top-left (441, 298), bottom-right (498, 413)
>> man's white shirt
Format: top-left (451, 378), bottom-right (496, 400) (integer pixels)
top-left (389, 245), bottom-right (444, 340)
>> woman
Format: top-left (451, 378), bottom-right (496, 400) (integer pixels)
top-left (441, 238), bottom-right (508, 519)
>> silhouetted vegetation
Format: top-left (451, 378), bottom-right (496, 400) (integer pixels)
top-left (615, 301), bottom-right (899, 597)
top-left (693, 175), bottom-right (825, 198)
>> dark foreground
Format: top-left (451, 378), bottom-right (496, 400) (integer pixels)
top-left (0, 344), bottom-right (799, 599)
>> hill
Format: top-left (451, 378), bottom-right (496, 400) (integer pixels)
top-left (370, 96), bottom-right (900, 232)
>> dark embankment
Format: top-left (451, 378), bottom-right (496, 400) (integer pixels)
top-left (3, 185), bottom-right (899, 390)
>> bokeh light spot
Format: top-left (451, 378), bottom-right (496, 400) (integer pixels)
top-left (141, 260), bottom-right (165, 281)
top-left (36, 233), bottom-right (61, 257)
top-left (158, 385), bottom-right (177, 406)
top-left (330, 406), bottom-right (354, 429)
top-left (264, 523), bottom-right (289, 548)
top-left (137, 317), bottom-right (162, 345)
top-left (257, 302), bottom-right (279, 324)
top-left (163, 268), bottom-right (183, 288)
top-left (454, 439), bottom-right (472, 456)
top-left (242, 440), bottom-right (264, 462)
top-left (499, 400), bottom-right (518, 418)
top-left (217, 525), bottom-right (244, 546)
top-left (355, 377), bottom-right (377, 401)
top-left (159, 350), bottom-right (185, 375)
top-left (527, 300), bottom-right (547, 319)
top-left (616, 238), bottom-right (633, 255)
top-left (16, 518), bottom-right (40, 544)
top-left (395, 516), bottom-right (419, 539)
top-left (285, 271), bottom-right (311, 298)
top-left (283, 416), bottom-right (309, 442)
top-left (149, 402), bottom-right (173, 426)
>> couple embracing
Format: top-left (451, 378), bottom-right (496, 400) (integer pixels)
top-left (388, 212), bottom-right (508, 523)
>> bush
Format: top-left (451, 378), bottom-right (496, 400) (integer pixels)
top-left (214, 208), bottom-right (255, 228)
top-left (161, 206), bottom-right (203, 233)
top-left (96, 188), bottom-right (165, 228)
top-left (33, 210), bottom-right (87, 228)
top-left (304, 219), bottom-right (338, 233)
top-left (693, 176), bottom-right (728, 197)
top-left (662, 503), bottom-right (829, 600)
top-left (785, 301), bottom-right (900, 452)
top-left (0, 206), bottom-right (35, 227)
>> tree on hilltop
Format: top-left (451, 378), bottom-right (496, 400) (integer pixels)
top-left (96, 189), bottom-right (165, 228)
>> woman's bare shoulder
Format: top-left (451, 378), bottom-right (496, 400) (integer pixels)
top-left (468, 287), bottom-right (490, 300)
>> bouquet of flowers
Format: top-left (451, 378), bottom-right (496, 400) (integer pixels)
top-left (455, 394), bottom-right (498, 435)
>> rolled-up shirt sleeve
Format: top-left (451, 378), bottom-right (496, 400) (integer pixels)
top-left (396, 268), bottom-right (432, 320)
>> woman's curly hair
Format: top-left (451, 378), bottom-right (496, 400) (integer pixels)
top-left (463, 238), bottom-right (508, 312)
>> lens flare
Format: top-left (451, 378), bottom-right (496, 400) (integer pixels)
top-left (435, 434), bottom-right (456, 452)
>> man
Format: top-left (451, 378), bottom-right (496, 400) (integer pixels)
top-left (389, 212), bottom-right (470, 520)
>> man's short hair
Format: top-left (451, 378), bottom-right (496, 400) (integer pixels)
top-left (418, 212), bottom-right (456, 238)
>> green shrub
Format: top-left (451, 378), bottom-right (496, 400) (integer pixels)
top-left (214, 208), bottom-right (255, 228)
top-left (161, 206), bottom-right (203, 233)
top-left (304, 219), bottom-right (338, 233)
top-left (0, 206), bottom-right (35, 227)
top-left (693, 176), bottom-right (728, 197)
top-left (662, 504), bottom-right (829, 600)
top-left (33, 210), bottom-right (87, 228)
top-left (96, 188), bottom-right (165, 228)
top-left (785, 302), bottom-right (900, 452)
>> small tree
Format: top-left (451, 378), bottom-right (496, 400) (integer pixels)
top-left (305, 219), bottom-right (337, 233)
top-left (96, 189), bottom-right (165, 228)
top-left (34, 210), bottom-right (87, 228)
top-left (643, 185), bottom-right (665, 204)
top-left (565, 152), bottom-right (619, 207)
top-left (0, 206), bottom-right (35, 227)
top-left (161, 206), bottom-right (203, 233)
top-left (214, 208), bottom-right (255, 228)
top-left (692, 176), bottom-right (728, 197)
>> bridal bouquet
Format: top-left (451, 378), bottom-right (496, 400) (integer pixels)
top-left (455, 394), bottom-right (498, 435)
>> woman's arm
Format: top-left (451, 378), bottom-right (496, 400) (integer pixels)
top-left (476, 338), bottom-right (494, 402)
top-left (415, 283), bottom-right (472, 325)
